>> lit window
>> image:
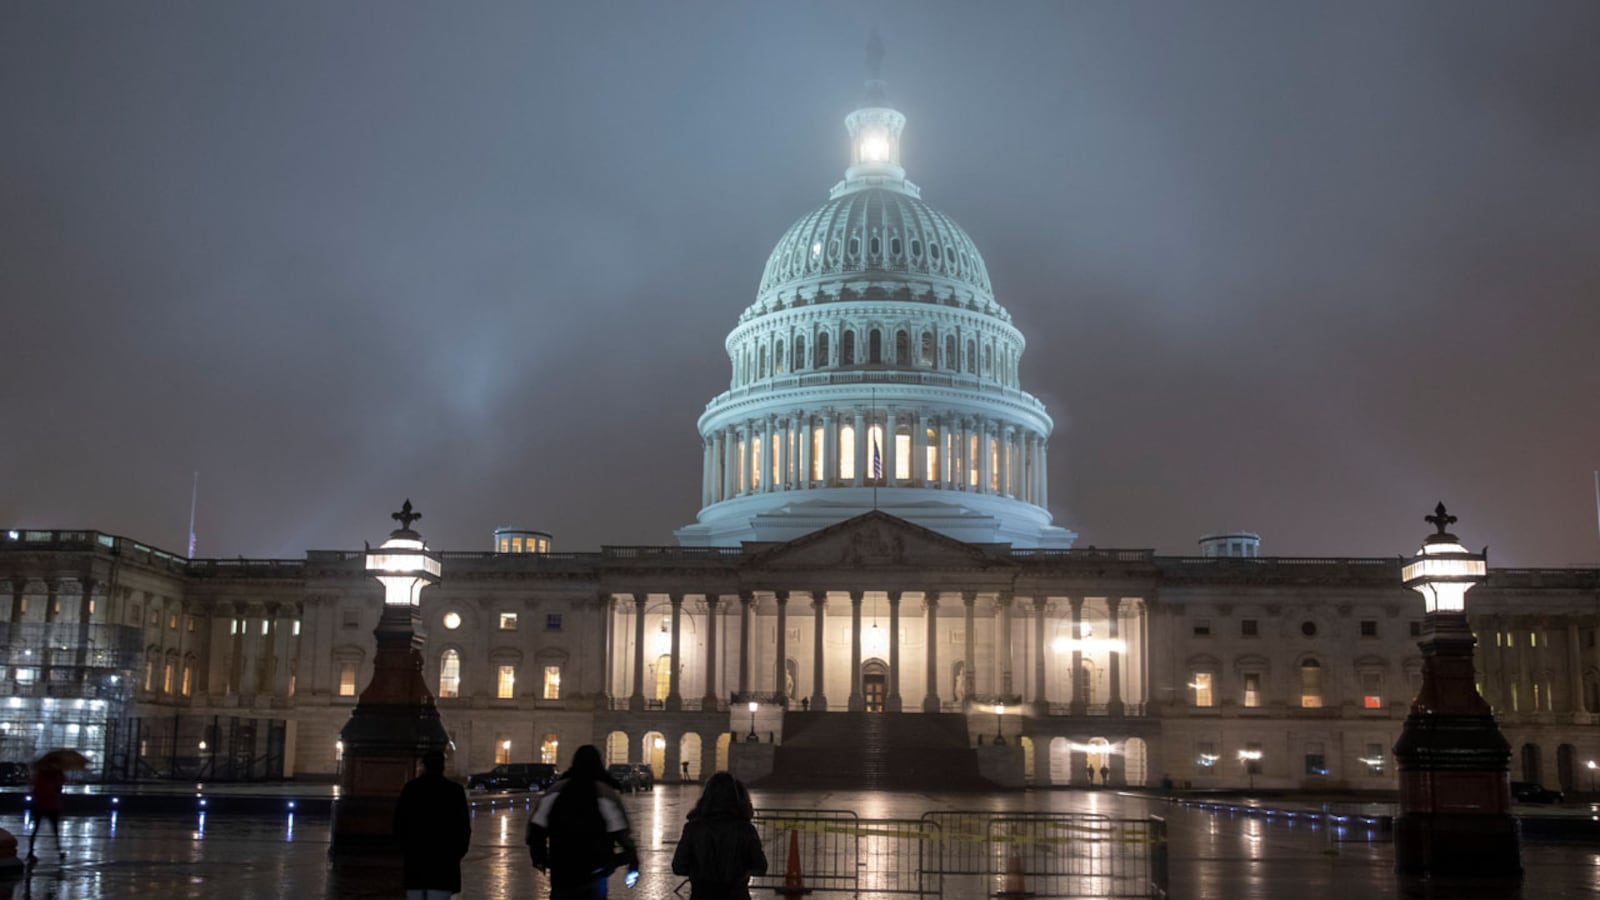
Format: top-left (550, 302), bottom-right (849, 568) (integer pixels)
top-left (169, 614), bottom-right (178, 630)
top-left (1191, 672), bottom-right (1214, 708)
top-left (181, 665), bottom-right (193, 697)
top-left (162, 662), bottom-right (174, 694)
top-left (144, 659), bottom-right (154, 692)
top-left (499, 538), bottom-right (510, 552)
top-left (260, 620), bottom-right (269, 636)
top-left (443, 612), bottom-right (461, 630)
top-left (839, 424), bottom-right (856, 480)
top-left (1243, 673), bottom-right (1262, 708)
top-left (924, 428), bottom-right (938, 481)
top-left (186, 616), bottom-right (196, 634)
top-left (1363, 742), bottom-right (1385, 775)
top-left (1305, 742), bottom-right (1327, 776)
top-left (88, 599), bottom-right (96, 616)
top-left (540, 734), bottom-right (559, 765)
top-left (512, 536), bottom-right (524, 552)
top-left (292, 620), bottom-right (300, 636)
top-left (1361, 672), bottom-right (1382, 709)
top-left (439, 650), bottom-right (461, 699)
top-left (338, 662), bottom-right (357, 697)
top-left (497, 665), bottom-right (516, 699)
top-left (895, 432), bottom-right (911, 480)
top-left (495, 738), bottom-right (511, 765)
top-left (545, 614), bottom-right (562, 632)
top-left (1300, 659), bottom-right (1322, 708)
top-left (499, 613), bottom-right (518, 631)
top-left (543, 665), bottom-right (561, 700)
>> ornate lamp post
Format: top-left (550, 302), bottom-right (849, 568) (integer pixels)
top-left (746, 701), bottom-right (759, 742)
top-left (994, 703), bottom-right (1006, 745)
top-left (331, 500), bottom-right (449, 852)
top-left (1392, 503), bottom-right (1521, 881)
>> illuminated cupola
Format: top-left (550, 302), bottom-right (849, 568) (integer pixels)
top-left (676, 36), bottom-right (1076, 549)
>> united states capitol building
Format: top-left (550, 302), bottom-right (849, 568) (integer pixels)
top-left (4, 63), bottom-right (1597, 794)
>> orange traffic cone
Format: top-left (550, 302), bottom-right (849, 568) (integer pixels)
top-left (773, 829), bottom-right (812, 897)
top-left (994, 849), bottom-right (1035, 898)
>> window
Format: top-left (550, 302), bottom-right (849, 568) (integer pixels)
top-left (839, 424), bottom-right (856, 480)
top-left (168, 613), bottom-right (178, 630)
top-left (338, 663), bottom-right (357, 697)
top-left (1300, 659), bottom-right (1323, 708)
top-left (944, 335), bottom-right (957, 370)
top-left (1244, 742), bottom-right (1263, 774)
top-left (1196, 740), bottom-right (1218, 771)
top-left (965, 340), bottom-right (976, 374)
top-left (868, 329), bottom-right (883, 363)
top-left (181, 664), bottom-right (193, 697)
top-left (1305, 742), bottom-right (1327, 776)
top-left (545, 613), bottom-right (562, 632)
top-left (1193, 621), bottom-right (1211, 637)
top-left (840, 330), bottom-right (855, 365)
top-left (794, 336), bottom-right (806, 370)
top-left (1191, 672), bottom-right (1214, 708)
top-left (186, 616), bottom-right (196, 634)
top-left (162, 661), bottom-right (174, 694)
top-left (1301, 621), bottom-right (1318, 637)
top-left (88, 599), bottom-right (96, 616)
top-left (541, 734), bottom-right (559, 765)
top-left (1364, 742), bottom-right (1386, 775)
top-left (1409, 621), bottom-right (1422, 637)
top-left (341, 609), bottom-right (360, 630)
top-left (499, 612), bottom-right (518, 631)
top-left (920, 331), bottom-right (934, 366)
top-left (496, 738), bottom-right (512, 765)
top-left (812, 426), bottom-right (825, 481)
top-left (1241, 619), bottom-right (1258, 637)
top-left (543, 665), bottom-right (562, 700)
top-left (144, 658), bottom-right (154, 692)
top-left (1243, 673), bottom-right (1262, 708)
top-left (1360, 620), bottom-right (1378, 638)
top-left (439, 649), bottom-right (461, 699)
top-left (816, 332), bottom-right (830, 368)
top-left (292, 620), bottom-right (301, 636)
top-left (655, 654), bottom-right (672, 702)
top-left (895, 432), bottom-right (911, 480)
top-left (1361, 672), bottom-right (1382, 709)
top-left (497, 665), bottom-right (516, 699)
top-left (895, 330), bottom-right (910, 365)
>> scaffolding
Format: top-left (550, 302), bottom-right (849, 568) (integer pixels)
top-left (0, 621), bottom-right (140, 774)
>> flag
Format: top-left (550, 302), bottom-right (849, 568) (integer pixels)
top-left (872, 435), bottom-right (882, 481)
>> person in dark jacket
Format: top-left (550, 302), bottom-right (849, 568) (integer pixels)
top-left (671, 772), bottom-right (767, 900)
top-left (527, 745), bottom-right (640, 899)
top-left (392, 750), bottom-right (471, 900)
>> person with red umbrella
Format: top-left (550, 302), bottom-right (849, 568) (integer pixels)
top-left (27, 749), bottom-right (84, 865)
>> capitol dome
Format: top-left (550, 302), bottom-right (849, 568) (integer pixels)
top-left (676, 48), bottom-right (1076, 550)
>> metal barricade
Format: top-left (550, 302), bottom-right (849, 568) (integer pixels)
top-left (985, 814), bottom-right (1165, 899)
top-left (752, 809), bottom-right (860, 895)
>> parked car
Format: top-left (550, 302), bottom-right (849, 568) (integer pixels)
top-left (606, 763), bottom-right (655, 792)
top-left (467, 762), bottom-right (557, 792)
top-left (1511, 781), bottom-right (1562, 804)
top-left (0, 762), bottom-right (29, 786)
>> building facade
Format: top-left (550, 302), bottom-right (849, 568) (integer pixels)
top-left (4, 65), bottom-right (1597, 792)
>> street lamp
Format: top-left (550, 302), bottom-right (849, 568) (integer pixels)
top-left (1587, 760), bottom-right (1596, 796)
top-left (747, 701), bottom-right (758, 742)
top-left (1237, 749), bottom-right (1262, 791)
top-left (1392, 503), bottom-right (1520, 881)
top-left (994, 703), bottom-right (1007, 745)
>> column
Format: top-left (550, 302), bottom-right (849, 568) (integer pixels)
top-left (911, 413), bottom-right (926, 485)
top-left (596, 593), bottom-right (613, 709)
top-left (779, 416), bottom-right (792, 490)
top-left (852, 410), bottom-right (867, 486)
top-left (721, 427), bottom-right (736, 501)
top-left (978, 420), bottom-right (993, 494)
top-left (885, 408), bottom-right (899, 487)
top-left (774, 591), bottom-right (790, 703)
top-left (798, 415), bottom-right (812, 487)
top-left (738, 592), bottom-right (753, 697)
top-left (630, 594), bottom-right (647, 711)
top-left (701, 438), bottom-right (713, 506)
top-left (811, 591), bottom-right (828, 711)
top-left (923, 591), bottom-right (941, 713)
top-left (1069, 597), bottom-right (1086, 715)
top-left (1106, 597), bottom-right (1124, 716)
top-left (937, 417), bottom-right (951, 488)
top-left (703, 594), bottom-right (719, 706)
top-left (238, 604), bottom-right (261, 696)
top-left (206, 604), bottom-right (234, 698)
top-left (1032, 597), bottom-right (1049, 715)
top-left (887, 591), bottom-right (903, 712)
top-left (1516, 617), bottom-right (1532, 712)
top-left (996, 594), bottom-right (1014, 697)
top-left (959, 418), bottom-right (973, 490)
top-left (1569, 623), bottom-right (1586, 714)
top-left (270, 605), bottom-right (295, 696)
top-left (963, 593), bottom-right (977, 703)
top-left (1038, 441), bottom-right (1048, 507)
top-left (823, 411), bottom-right (838, 486)
top-left (763, 415), bottom-right (776, 492)
top-left (998, 426), bottom-right (1012, 497)
top-left (740, 424), bottom-right (754, 496)
top-left (849, 591), bottom-right (864, 711)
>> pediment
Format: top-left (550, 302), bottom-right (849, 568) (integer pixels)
top-left (745, 510), bottom-right (998, 570)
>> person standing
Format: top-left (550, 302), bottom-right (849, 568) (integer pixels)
top-left (27, 760), bottom-right (65, 865)
top-left (392, 750), bottom-right (471, 900)
top-left (527, 745), bottom-right (640, 899)
top-left (671, 772), bottom-right (767, 900)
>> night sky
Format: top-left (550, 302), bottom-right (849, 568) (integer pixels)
top-left (4, 3), bottom-right (1598, 565)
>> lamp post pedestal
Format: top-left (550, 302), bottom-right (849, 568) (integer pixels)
top-left (1392, 504), bottom-right (1520, 882)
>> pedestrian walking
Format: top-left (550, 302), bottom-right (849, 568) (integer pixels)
top-left (671, 772), bottom-right (767, 900)
top-left (27, 760), bottom-right (65, 864)
top-left (527, 745), bottom-right (640, 899)
top-left (392, 750), bottom-right (471, 900)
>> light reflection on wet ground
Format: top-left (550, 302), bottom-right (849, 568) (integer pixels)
top-left (1, 788), bottom-right (1596, 898)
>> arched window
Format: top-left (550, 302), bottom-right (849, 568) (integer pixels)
top-left (895, 330), bottom-right (910, 365)
top-left (944, 335), bottom-right (957, 370)
top-left (775, 340), bottom-right (785, 374)
top-left (841, 331), bottom-right (855, 365)
top-left (965, 340), bottom-right (976, 375)
top-left (759, 346), bottom-right (768, 379)
top-left (816, 332), bottom-right (830, 368)
top-left (838, 424), bottom-right (856, 480)
top-left (1299, 659), bottom-right (1323, 708)
top-left (655, 654), bottom-right (672, 702)
top-left (439, 649), bottom-right (461, 698)
top-left (794, 336), bottom-right (806, 370)
top-left (982, 344), bottom-right (992, 376)
top-left (920, 332), bottom-right (935, 366)
top-left (868, 329), bottom-right (883, 363)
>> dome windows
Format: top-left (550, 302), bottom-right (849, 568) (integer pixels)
top-left (848, 237), bottom-right (860, 258)
top-left (930, 243), bottom-right (941, 261)
top-left (890, 237), bottom-right (902, 257)
top-left (811, 241), bottom-right (822, 259)
top-left (895, 330), bottom-right (910, 365)
top-left (910, 239), bottom-right (922, 258)
top-left (870, 236), bottom-right (881, 256)
top-left (794, 336), bottom-right (806, 371)
top-left (868, 329), bottom-right (883, 364)
top-left (944, 335), bottom-right (957, 371)
top-left (816, 333), bottom-right (830, 368)
top-left (840, 331), bottom-right (856, 365)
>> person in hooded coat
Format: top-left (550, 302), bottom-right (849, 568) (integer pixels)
top-left (527, 744), bottom-right (640, 899)
top-left (671, 772), bottom-right (767, 900)
top-left (392, 750), bottom-right (471, 899)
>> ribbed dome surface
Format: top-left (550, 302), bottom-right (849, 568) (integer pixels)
top-left (758, 187), bottom-right (993, 298)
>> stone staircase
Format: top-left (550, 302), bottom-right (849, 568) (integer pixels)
top-left (756, 711), bottom-right (997, 791)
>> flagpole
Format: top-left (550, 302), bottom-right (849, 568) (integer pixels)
top-left (872, 385), bottom-right (879, 510)
top-left (187, 470), bottom-right (199, 559)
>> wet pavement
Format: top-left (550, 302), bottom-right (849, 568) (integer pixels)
top-left (1, 786), bottom-right (1596, 899)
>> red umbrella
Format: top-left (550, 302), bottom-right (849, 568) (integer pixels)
top-left (35, 749), bottom-right (89, 771)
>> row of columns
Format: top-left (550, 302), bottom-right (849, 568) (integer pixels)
top-left (701, 412), bottom-right (1047, 507)
top-left (617, 591), bottom-right (1130, 715)
top-left (1474, 615), bottom-right (1589, 715)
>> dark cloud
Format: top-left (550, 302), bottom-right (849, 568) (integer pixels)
top-left (2, 2), bottom-right (1597, 565)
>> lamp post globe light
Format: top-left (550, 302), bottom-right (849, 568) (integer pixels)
top-left (747, 701), bottom-right (759, 742)
top-left (331, 501), bottom-right (450, 852)
top-left (1392, 503), bottom-right (1521, 881)
top-left (994, 703), bottom-right (1006, 746)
